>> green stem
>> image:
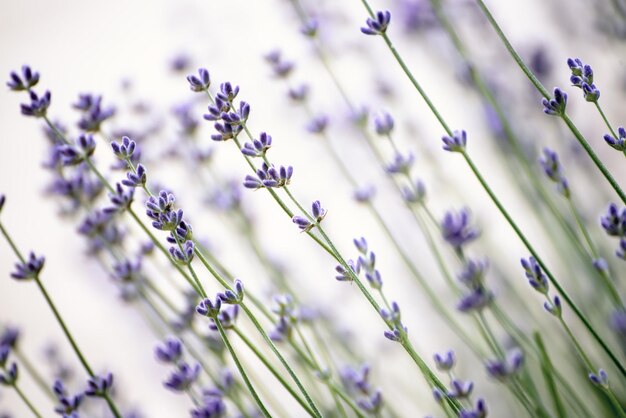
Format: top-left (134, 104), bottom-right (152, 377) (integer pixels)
top-left (13, 383), bottom-right (43, 418)
top-left (534, 332), bottom-right (567, 418)
top-left (14, 348), bottom-right (55, 401)
top-left (233, 328), bottom-right (317, 417)
top-left (214, 319), bottom-right (271, 418)
top-left (595, 102), bottom-right (618, 140)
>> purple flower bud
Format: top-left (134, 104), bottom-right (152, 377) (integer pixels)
top-left (441, 208), bottom-right (479, 249)
top-left (164, 362), bottom-right (200, 392)
top-left (84, 372), bottom-right (114, 397)
top-left (588, 369), bottom-right (609, 388)
top-left (155, 336), bottom-right (183, 363)
top-left (434, 350), bottom-right (456, 371)
top-left (186, 68), bottom-right (211, 92)
top-left (196, 297), bottom-right (222, 318)
top-left (544, 295), bottom-right (562, 317)
top-left (361, 10), bottom-right (391, 36)
top-left (20, 90), bottom-right (51, 117)
top-left (442, 130), bottom-right (467, 152)
top-left (11, 252), bottom-right (45, 280)
top-left (542, 88), bottom-right (567, 116)
top-left (7, 65), bottom-right (40, 91)
top-left (521, 256), bottom-right (549, 294)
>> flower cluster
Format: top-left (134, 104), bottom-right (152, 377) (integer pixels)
top-left (567, 58), bottom-right (600, 102)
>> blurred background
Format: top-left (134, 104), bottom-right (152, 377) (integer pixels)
top-left (1, 0), bottom-right (626, 416)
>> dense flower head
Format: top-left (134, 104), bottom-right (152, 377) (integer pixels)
top-left (84, 372), bottom-right (114, 397)
top-left (542, 88), bottom-right (567, 116)
top-left (567, 58), bottom-right (600, 102)
top-left (20, 90), bottom-right (51, 117)
top-left (361, 10), bottom-right (391, 36)
top-left (441, 130), bottom-right (467, 152)
top-left (216, 82), bottom-right (239, 103)
top-left (220, 101), bottom-right (250, 126)
top-left (155, 336), bottom-right (183, 363)
top-left (164, 362), bottom-right (201, 392)
top-left (458, 259), bottom-right (489, 289)
top-left (11, 252), bottom-right (45, 280)
top-left (186, 68), bottom-right (211, 92)
top-left (520, 256), bottom-right (549, 294)
top-left (604, 127), bottom-right (626, 152)
top-left (539, 148), bottom-right (569, 197)
top-left (7, 65), bottom-right (40, 91)
top-left (441, 208), bottom-right (479, 249)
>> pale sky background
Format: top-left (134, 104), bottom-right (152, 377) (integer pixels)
top-left (1, 0), bottom-right (625, 417)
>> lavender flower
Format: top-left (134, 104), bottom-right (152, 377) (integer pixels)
top-left (0, 363), bottom-right (18, 386)
top-left (459, 399), bottom-right (488, 418)
top-left (457, 288), bottom-right (494, 313)
top-left (112, 258), bottom-right (142, 283)
top-left (288, 84), bottom-right (309, 102)
top-left (196, 297), bottom-right (222, 318)
top-left (441, 130), bottom-right (467, 152)
top-left (485, 348), bottom-right (524, 381)
top-left (244, 162), bottom-right (293, 189)
top-left (217, 279), bottom-right (245, 304)
top-left (20, 90), bottom-right (51, 117)
top-left (544, 295), bottom-right (562, 317)
top-left (169, 240), bottom-right (195, 264)
top-left (374, 112), bottom-right (394, 135)
top-left (361, 10), bottom-right (391, 36)
top-left (542, 88), bottom-right (567, 116)
top-left (10, 252), bottom-right (45, 280)
top-left (59, 134), bottom-right (96, 166)
top-left (306, 114), bottom-right (329, 134)
top-left (53, 379), bottom-right (84, 417)
top-left (264, 50), bottom-right (294, 78)
top-left (155, 337), bottom-right (183, 363)
top-left (216, 82), bottom-right (239, 103)
top-left (7, 65), bottom-right (39, 91)
top-left (520, 256), bottom-right (549, 294)
top-left (604, 127), bottom-right (626, 152)
top-left (191, 393), bottom-right (227, 418)
top-left (186, 68), bottom-right (211, 92)
top-left (122, 164), bottom-right (147, 188)
top-left (441, 208), bottom-right (479, 249)
top-left (601, 203), bottom-right (626, 237)
top-left (104, 183), bottom-right (134, 214)
top-left (74, 93), bottom-right (115, 132)
top-left (335, 260), bottom-right (358, 281)
top-left (209, 305), bottom-right (240, 330)
top-left (84, 372), bottom-right (114, 397)
top-left (588, 369), bottom-right (609, 388)
top-left (240, 132), bottom-right (272, 157)
top-left (300, 18), bottom-right (319, 37)
top-left (434, 350), bottom-right (456, 372)
top-left (0, 327), bottom-right (19, 349)
top-left (111, 136), bottom-right (137, 160)
top-left (164, 362), bottom-right (201, 392)
top-left (458, 259), bottom-right (489, 289)
top-left (447, 379), bottom-right (474, 399)
top-left (539, 148), bottom-right (570, 197)
top-left (401, 179), bottom-right (426, 204)
top-left (567, 58), bottom-right (600, 102)
top-left (386, 152), bottom-right (415, 175)
top-left (353, 184), bottom-right (376, 203)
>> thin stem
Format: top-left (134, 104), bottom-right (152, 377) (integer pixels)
top-left (14, 348), bottom-right (55, 401)
top-left (214, 319), bottom-right (271, 418)
top-left (13, 383), bottom-right (43, 418)
top-left (534, 332), bottom-right (567, 418)
top-left (595, 102), bottom-right (618, 140)
top-left (233, 328), bottom-right (317, 417)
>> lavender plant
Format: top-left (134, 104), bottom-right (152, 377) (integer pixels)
top-left (2, 0), bottom-right (626, 417)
